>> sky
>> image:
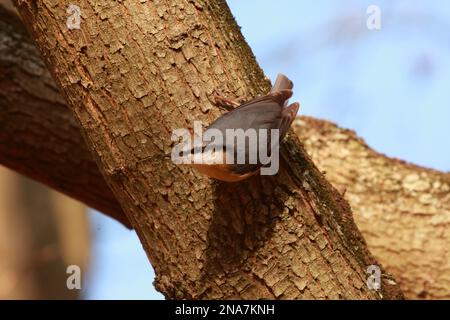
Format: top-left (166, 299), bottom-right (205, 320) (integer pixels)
top-left (84, 0), bottom-right (450, 299)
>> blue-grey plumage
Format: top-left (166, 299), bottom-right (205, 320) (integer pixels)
top-left (190, 74), bottom-right (300, 182)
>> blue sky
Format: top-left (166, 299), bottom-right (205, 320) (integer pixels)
top-left (85, 1), bottom-right (450, 299)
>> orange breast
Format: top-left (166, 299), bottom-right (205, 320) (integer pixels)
top-left (190, 163), bottom-right (259, 182)
top-left (185, 148), bottom-right (260, 182)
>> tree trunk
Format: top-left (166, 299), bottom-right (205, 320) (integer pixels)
top-left (0, 5), bottom-right (130, 227)
top-left (1, 3), bottom-right (448, 300)
top-left (12, 0), bottom-right (404, 299)
top-left (0, 167), bottom-right (90, 299)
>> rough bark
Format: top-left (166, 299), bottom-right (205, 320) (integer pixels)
top-left (293, 117), bottom-right (450, 300)
top-left (0, 5), bottom-right (130, 227)
top-left (2, 2), bottom-right (447, 299)
top-left (13, 0), bottom-right (402, 299)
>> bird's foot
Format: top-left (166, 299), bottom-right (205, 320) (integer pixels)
top-left (213, 95), bottom-right (242, 111)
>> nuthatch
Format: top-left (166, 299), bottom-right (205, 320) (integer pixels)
top-left (182, 73), bottom-right (299, 182)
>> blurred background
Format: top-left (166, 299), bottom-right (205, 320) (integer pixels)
top-left (1, 0), bottom-right (449, 299)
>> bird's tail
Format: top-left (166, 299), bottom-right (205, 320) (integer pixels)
top-left (270, 73), bottom-right (293, 92)
top-left (270, 73), bottom-right (300, 139)
top-left (279, 102), bottom-right (300, 140)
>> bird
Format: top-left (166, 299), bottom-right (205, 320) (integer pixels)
top-left (185, 73), bottom-right (299, 182)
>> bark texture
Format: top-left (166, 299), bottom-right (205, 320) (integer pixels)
top-left (293, 117), bottom-right (450, 300)
top-left (14, 0), bottom-right (402, 299)
top-left (2, 2), bottom-right (447, 299)
top-left (0, 6), bottom-right (129, 227)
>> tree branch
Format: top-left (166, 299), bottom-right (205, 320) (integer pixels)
top-left (294, 117), bottom-right (450, 299)
top-left (13, 0), bottom-right (402, 299)
top-left (3, 2), bottom-right (448, 299)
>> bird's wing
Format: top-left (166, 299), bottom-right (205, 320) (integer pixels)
top-left (207, 90), bottom-right (292, 133)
